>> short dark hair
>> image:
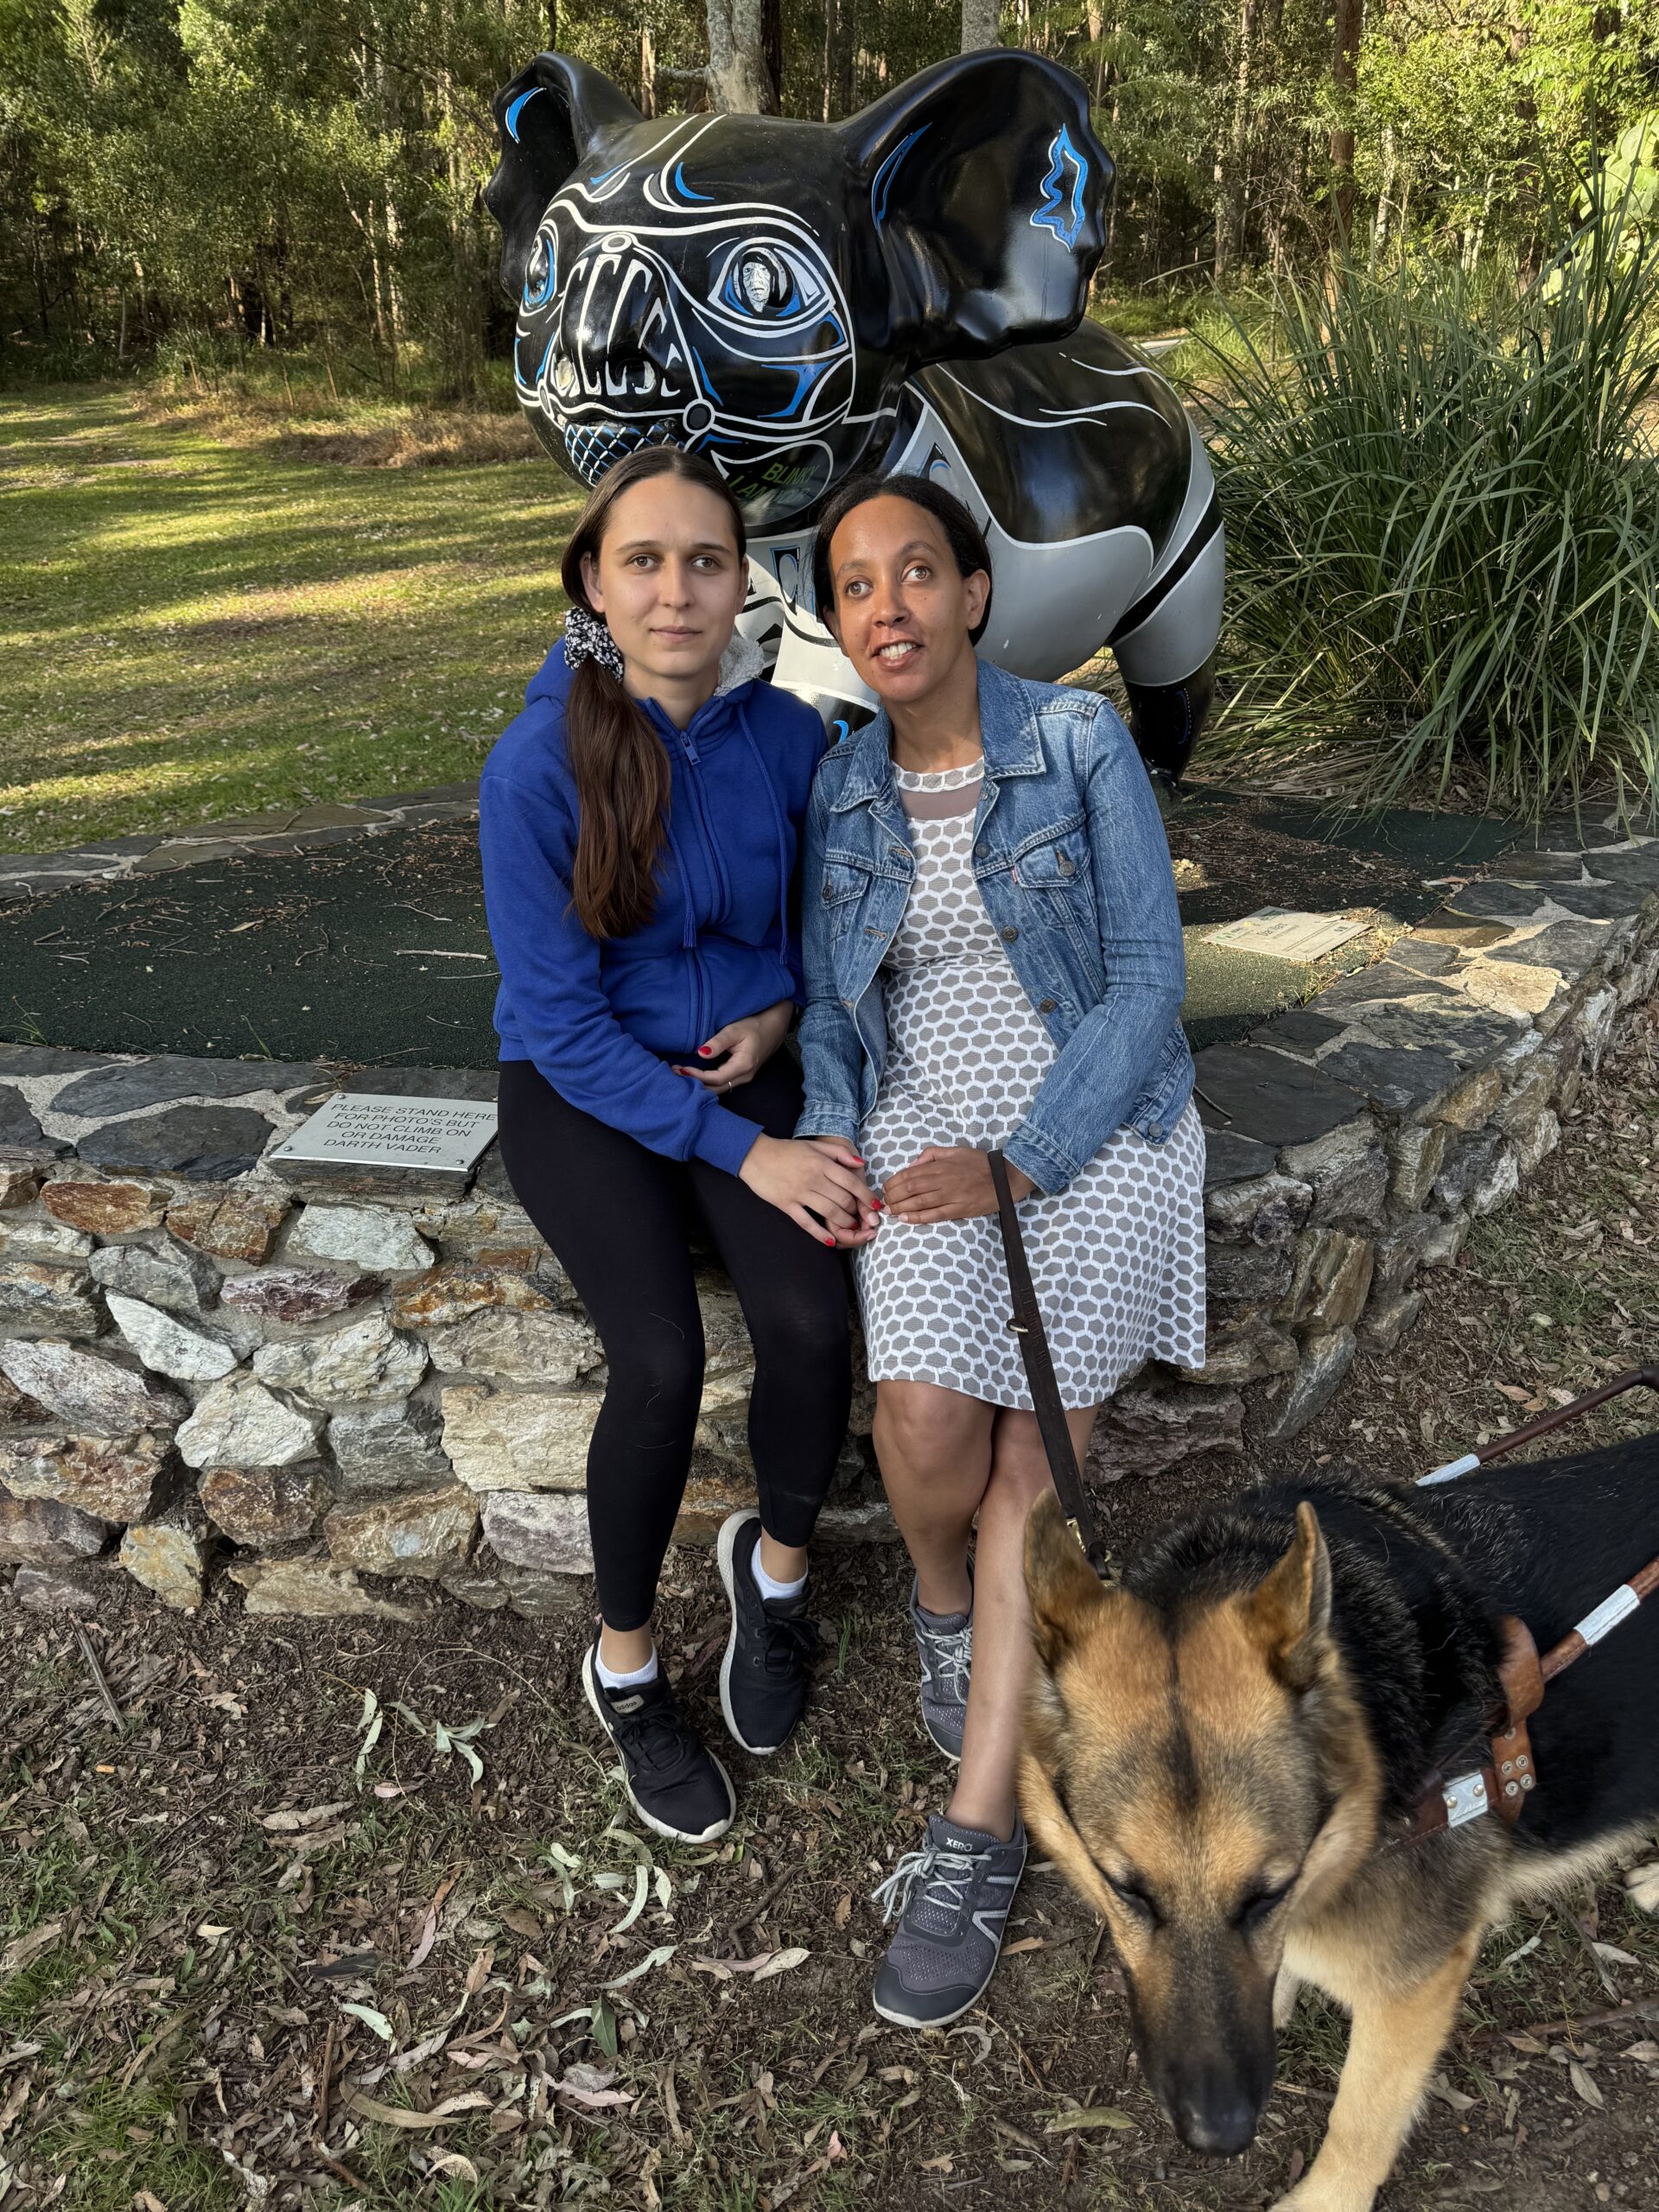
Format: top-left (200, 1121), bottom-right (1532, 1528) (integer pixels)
top-left (811, 473), bottom-right (994, 645)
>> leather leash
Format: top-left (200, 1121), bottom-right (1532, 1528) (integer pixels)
top-left (988, 1150), bottom-right (1111, 1577)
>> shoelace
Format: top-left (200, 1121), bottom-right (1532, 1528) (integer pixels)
top-left (870, 1840), bottom-right (979, 1927)
top-left (919, 1618), bottom-right (973, 1703)
top-left (757, 1609), bottom-right (819, 1676)
top-left (608, 1687), bottom-right (699, 1774)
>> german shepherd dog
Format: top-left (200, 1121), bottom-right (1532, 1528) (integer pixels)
top-left (1019, 1440), bottom-right (1659, 2212)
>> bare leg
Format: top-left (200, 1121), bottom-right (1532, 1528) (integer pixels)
top-left (1274, 1932), bottom-right (1480, 2212)
top-left (946, 1404), bottom-right (1099, 1841)
top-left (599, 1620), bottom-right (655, 1673)
top-left (874, 1379), bottom-right (995, 1618)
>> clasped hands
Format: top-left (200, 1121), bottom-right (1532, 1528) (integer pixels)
top-left (741, 1135), bottom-right (1036, 1250)
top-left (671, 1006), bottom-right (1034, 1247)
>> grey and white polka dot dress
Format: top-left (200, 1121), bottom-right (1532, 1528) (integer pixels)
top-left (855, 758), bottom-right (1206, 1411)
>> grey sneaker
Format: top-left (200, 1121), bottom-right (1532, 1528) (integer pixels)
top-left (909, 1570), bottom-right (973, 1761)
top-left (869, 1813), bottom-right (1027, 2028)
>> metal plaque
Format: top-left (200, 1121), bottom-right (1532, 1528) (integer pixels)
top-left (270, 1091), bottom-right (499, 1173)
top-left (1204, 907), bottom-right (1370, 963)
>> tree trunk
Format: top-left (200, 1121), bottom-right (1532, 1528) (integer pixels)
top-left (823, 0), bottom-right (855, 118)
top-left (1216, 0), bottom-right (1256, 284)
top-left (764, 0), bottom-right (784, 110)
top-left (1329, 0), bottom-right (1363, 246)
top-left (640, 25), bottom-right (657, 117)
top-left (961, 0), bottom-right (1000, 52)
top-left (705, 0), bottom-right (777, 113)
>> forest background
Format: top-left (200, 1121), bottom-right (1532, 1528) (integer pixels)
top-left (3, 0), bottom-right (1656, 399)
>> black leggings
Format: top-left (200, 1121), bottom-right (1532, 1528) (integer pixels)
top-left (495, 1053), bottom-right (854, 1630)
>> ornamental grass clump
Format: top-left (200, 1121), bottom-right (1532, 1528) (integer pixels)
top-left (1192, 219), bottom-right (1659, 821)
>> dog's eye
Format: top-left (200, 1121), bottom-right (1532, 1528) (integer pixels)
top-left (1103, 1871), bottom-right (1160, 1925)
top-left (1234, 1881), bottom-right (1294, 1932)
top-left (711, 244), bottom-right (827, 323)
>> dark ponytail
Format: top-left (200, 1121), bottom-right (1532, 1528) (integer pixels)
top-left (559, 448), bottom-right (747, 939)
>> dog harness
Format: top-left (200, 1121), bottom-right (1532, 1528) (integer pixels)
top-left (1401, 1363), bottom-right (1659, 1840)
top-left (987, 1161), bottom-right (1659, 1850)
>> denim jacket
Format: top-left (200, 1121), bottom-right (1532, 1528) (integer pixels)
top-left (794, 658), bottom-right (1192, 1198)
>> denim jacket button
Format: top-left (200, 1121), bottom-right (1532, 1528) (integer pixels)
top-left (1058, 853), bottom-right (1074, 874)
top-left (1147, 1121), bottom-right (1163, 1141)
top-left (1038, 997), bottom-right (1056, 1014)
top-left (1000, 925), bottom-right (1019, 944)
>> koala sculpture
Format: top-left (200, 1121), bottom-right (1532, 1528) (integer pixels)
top-left (485, 48), bottom-right (1222, 779)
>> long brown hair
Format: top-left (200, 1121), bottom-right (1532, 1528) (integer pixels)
top-left (560, 448), bottom-right (747, 938)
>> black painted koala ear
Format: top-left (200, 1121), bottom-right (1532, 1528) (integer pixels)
top-left (484, 54), bottom-right (643, 300)
top-left (841, 50), bottom-right (1111, 365)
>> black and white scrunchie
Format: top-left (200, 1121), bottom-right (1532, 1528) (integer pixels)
top-left (563, 603), bottom-right (626, 682)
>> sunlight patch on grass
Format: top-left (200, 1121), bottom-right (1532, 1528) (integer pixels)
top-left (1, 387), bottom-right (584, 853)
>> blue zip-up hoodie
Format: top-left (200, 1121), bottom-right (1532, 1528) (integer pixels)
top-left (479, 637), bottom-right (825, 1178)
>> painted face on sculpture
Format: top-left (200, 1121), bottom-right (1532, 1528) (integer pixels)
top-left (512, 128), bottom-right (859, 527)
top-left (486, 53), bottom-right (1113, 533)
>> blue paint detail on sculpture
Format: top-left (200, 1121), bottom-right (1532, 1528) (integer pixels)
top-left (483, 48), bottom-right (1223, 780)
top-left (871, 126), bottom-right (930, 228)
top-left (504, 87), bottom-right (542, 143)
top-left (1032, 124), bottom-right (1088, 250)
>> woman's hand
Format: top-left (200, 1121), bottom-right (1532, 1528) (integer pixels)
top-left (672, 1000), bottom-right (793, 1093)
top-left (882, 1147), bottom-right (1036, 1224)
top-left (740, 1134), bottom-right (882, 1247)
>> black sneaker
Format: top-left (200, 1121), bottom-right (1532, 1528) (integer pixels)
top-left (581, 1639), bottom-right (735, 1844)
top-left (716, 1509), bottom-right (819, 1756)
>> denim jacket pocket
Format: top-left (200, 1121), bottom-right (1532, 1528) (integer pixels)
top-left (1012, 829), bottom-right (1102, 978)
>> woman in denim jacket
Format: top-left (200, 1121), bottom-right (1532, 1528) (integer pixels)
top-left (796, 474), bottom-right (1205, 2028)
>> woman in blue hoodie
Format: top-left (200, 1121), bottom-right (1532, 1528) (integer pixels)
top-left (480, 448), bottom-right (875, 1845)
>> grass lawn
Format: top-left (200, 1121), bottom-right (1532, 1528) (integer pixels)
top-left (0, 388), bottom-right (584, 857)
top-left (4, 1009), bottom-right (1657, 2211)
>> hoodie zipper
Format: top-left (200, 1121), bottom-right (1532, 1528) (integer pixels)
top-left (659, 705), bottom-right (729, 1052)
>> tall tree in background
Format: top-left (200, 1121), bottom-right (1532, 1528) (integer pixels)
top-left (1331, 0), bottom-right (1363, 243)
top-left (702, 0), bottom-right (777, 111)
top-left (962, 0), bottom-right (1000, 51)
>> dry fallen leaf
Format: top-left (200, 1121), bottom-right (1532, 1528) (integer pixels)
top-left (0, 1923), bottom-right (62, 1976)
top-left (1568, 2060), bottom-right (1605, 2109)
top-left (753, 1946), bottom-right (809, 1982)
top-left (340, 2088), bottom-right (492, 2129)
top-left (1044, 2107), bottom-right (1137, 2133)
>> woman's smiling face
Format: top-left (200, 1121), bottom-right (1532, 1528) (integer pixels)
top-left (825, 495), bottom-right (989, 708)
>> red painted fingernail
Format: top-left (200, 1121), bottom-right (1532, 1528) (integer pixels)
top-left (873, 1198), bottom-right (885, 1210)
top-left (697, 1046), bottom-right (712, 1057)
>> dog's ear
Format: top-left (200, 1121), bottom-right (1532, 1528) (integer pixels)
top-left (484, 54), bottom-right (643, 301)
top-left (1246, 1502), bottom-right (1333, 1692)
top-left (1025, 1491), bottom-right (1109, 1669)
top-left (839, 50), bottom-right (1110, 366)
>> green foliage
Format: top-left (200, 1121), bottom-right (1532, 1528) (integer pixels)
top-left (1193, 225), bottom-right (1659, 818)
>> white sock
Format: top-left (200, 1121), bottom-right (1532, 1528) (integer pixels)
top-left (595, 1646), bottom-right (659, 1690)
top-left (752, 1551), bottom-right (807, 1605)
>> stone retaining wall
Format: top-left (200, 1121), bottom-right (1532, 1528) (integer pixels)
top-left (3, 806), bottom-right (1656, 1620)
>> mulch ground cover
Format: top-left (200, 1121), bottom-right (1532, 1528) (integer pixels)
top-left (0, 790), bottom-right (1517, 1069)
top-left (3, 1021), bottom-right (1657, 2211)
